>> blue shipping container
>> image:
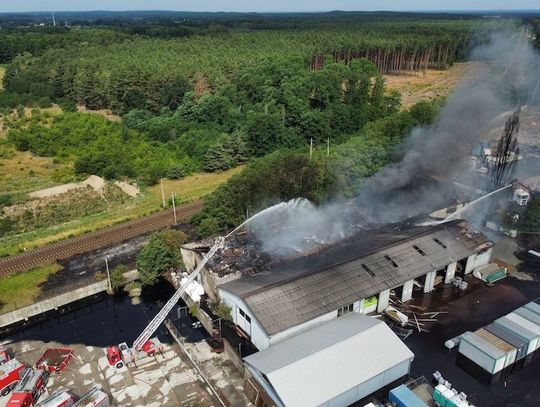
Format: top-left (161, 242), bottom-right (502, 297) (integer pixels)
top-left (389, 385), bottom-right (429, 407)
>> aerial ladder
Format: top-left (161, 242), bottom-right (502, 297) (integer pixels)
top-left (107, 237), bottom-right (225, 368)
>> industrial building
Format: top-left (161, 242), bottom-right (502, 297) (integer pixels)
top-left (243, 312), bottom-right (414, 407)
top-left (219, 220), bottom-right (492, 350)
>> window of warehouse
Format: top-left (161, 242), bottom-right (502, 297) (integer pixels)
top-left (338, 303), bottom-right (354, 317)
top-left (239, 308), bottom-right (251, 322)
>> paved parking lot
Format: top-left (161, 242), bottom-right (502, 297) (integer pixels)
top-left (0, 339), bottom-right (219, 406)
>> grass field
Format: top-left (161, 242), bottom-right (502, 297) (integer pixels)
top-left (0, 166), bottom-right (243, 257)
top-left (0, 148), bottom-right (63, 196)
top-left (0, 106), bottom-right (68, 196)
top-left (384, 62), bottom-right (483, 108)
top-left (0, 263), bottom-right (62, 313)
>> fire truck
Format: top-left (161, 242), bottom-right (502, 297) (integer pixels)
top-left (0, 359), bottom-right (26, 396)
top-left (107, 237), bottom-right (225, 368)
top-left (6, 368), bottom-right (50, 406)
top-left (71, 386), bottom-right (110, 407)
top-left (34, 389), bottom-right (75, 407)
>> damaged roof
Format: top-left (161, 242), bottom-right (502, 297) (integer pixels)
top-left (219, 220), bottom-right (491, 336)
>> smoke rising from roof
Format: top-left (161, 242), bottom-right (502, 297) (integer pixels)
top-left (250, 28), bottom-right (540, 257)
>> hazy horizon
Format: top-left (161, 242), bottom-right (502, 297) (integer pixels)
top-left (1, 1), bottom-right (540, 14)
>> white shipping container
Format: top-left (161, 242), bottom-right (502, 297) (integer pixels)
top-left (458, 332), bottom-right (506, 374)
top-left (505, 313), bottom-right (540, 350)
top-left (495, 317), bottom-right (539, 355)
top-left (524, 302), bottom-right (540, 316)
top-left (515, 307), bottom-right (540, 327)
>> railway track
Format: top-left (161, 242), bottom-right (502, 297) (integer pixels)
top-left (0, 200), bottom-right (204, 277)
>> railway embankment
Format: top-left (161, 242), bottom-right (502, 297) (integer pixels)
top-left (0, 270), bottom-right (138, 328)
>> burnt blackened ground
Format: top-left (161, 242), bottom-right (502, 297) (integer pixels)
top-left (404, 264), bottom-right (540, 407)
top-left (37, 223), bottom-right (197, 300)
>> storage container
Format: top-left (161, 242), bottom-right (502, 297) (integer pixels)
top-left (388, 384), bottom-right (428, 407)
top-left (484, 323), bottom-right (528, 361)
top-left (458, 332), bottom-right (506, 374)
top-left (474, 328), bottom-right (516, 367)
top-left (505, 312), bottom-right (540, 345)
top-left (472, 264), bottom-right (507, 283)
top-left (524, 301), bottom-right (540, 316)
top-left (495, 317), bottom-right (539, 354)
top-left (514, 307), bottom-right (540, 328)
top-left (433, 384), bottom-right (454, 407)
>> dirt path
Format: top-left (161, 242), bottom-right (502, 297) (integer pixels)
top-left (0, 200), bottom-right (203, 276)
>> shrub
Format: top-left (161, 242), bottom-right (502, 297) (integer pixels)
top-left (210, 300), bottom-right (232, 321)
top-left (110, 264), bottom-right (129, 291)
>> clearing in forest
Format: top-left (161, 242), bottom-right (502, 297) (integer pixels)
top-left (384, 62), bottom-right (483, 109)
top-left (0, 148), bottom-right (64, 196)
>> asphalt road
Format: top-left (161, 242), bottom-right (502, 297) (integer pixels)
top-left (0, 200), bottom-right (203, 276)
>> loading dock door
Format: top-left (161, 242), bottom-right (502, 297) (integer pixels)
top-left (237, 308), bottom-right (252, 337)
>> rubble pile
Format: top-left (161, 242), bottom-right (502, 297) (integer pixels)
top-left (207, 233), bottom-right (273, 277)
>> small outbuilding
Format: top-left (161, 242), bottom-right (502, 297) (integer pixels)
top-left (243, 313), bottom-right (414, 407)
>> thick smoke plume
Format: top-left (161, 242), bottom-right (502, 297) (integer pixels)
top-left (251, 28), bottom-right (540, 257)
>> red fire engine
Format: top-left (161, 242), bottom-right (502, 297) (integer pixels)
top-left (6, 368), bottom-right (49, 406)
top-left (33, 389), bottom-right (75, 407)
top-left (71, 386), bottom-right (110, 407)
top-left (0, 359), bottom-right (25, 396)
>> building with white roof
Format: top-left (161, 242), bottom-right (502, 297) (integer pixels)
top-left (243, 312), bottom-right (414, 407)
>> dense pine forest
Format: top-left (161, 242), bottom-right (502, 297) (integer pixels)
top-left (0, 16), bottom-right (488, 113)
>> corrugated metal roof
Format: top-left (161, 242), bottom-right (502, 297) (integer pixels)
top-left (475, 328), bottom-right (515, 353)
top-left (221, 220), bottom-right (489, 335)
top-left (496, 317), bottom-right (538, 341)
top-left (462, 332), bottom-right (506, 360)
top-left (243, 313), bottom-right (414, 407)
top-left (524, 301), bottom-right (540, 316)
top-left (514, 307), bottom-right (540, 327)
top-left (484, 323), bottom-right (527, 351)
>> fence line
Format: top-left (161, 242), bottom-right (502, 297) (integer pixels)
top-left (164, 318), bottom-right (232, 407)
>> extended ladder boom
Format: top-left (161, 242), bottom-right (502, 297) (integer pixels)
top-left (132, 237), bottom-right (225, 351)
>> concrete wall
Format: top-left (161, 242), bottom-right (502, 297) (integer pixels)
top-left (445, 262), bottom-right (457, 284)
top-left (324, 358), bottom-right (412, 407)
top-left (0, 270), bottom-right (138, 328)
top-left (248, 356), bottom-right (412, 407)
top-left (465, 247), bottom-right (493, 275)
top-left (377, 290), bottom-right (390, 312)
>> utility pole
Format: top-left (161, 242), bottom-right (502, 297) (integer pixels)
top-left (52, 12), bottom-right (56, 27)
top-left (327, 138), bottom-right (330, 156)
top-left (309, 138), bottom-right (313, 159)
top-left (160, 178), bottom-right (166, 208)
top-left (105, 256), bottom-right (112, 294)
top-left (171, 193), bottom-right (177, 225)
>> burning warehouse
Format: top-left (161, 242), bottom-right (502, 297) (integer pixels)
top-left (198, 220), bottom-right (493, 351)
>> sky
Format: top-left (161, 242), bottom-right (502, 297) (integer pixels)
top-left (1, 1), bottom-right (539, 13)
